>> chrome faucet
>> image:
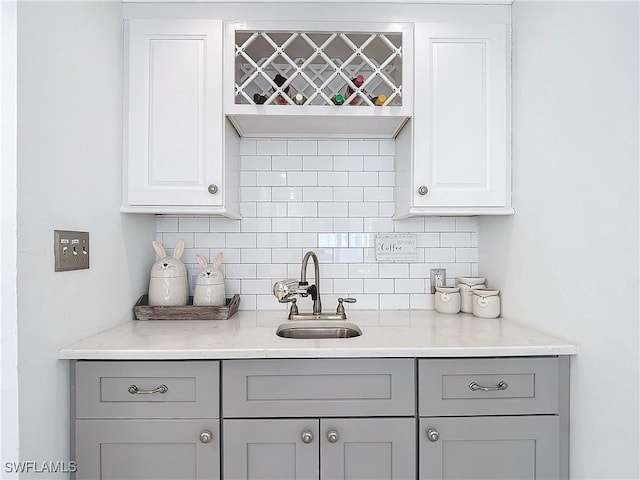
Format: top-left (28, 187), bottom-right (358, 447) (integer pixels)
top-left (300, 251), bottom-right (322, 314)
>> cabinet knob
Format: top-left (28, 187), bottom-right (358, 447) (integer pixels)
top-left (418, 185), bottom-right (429, 196)
top-left (199, 430), bottom-right (213, 444)
top-left (426, 429), bottom-right (440, 442)
top-left (301, 430), bottom-right (314, 444)
top-left (327, 430), bottom-right (339, 443)
top-left (207, 184), bottom-right (218, 195)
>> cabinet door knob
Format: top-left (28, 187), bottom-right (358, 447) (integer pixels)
top-left (207, 184), bottom-right (218, 195)
top-left (418, 185), bottom-right (429, 195)
top-left (426, 429), bottom-right (440, 442)
top-left (327, 430), bottom-right (339, 443)
top-left (199, 430), bottom-right (213, 444)
top-left (301, 430), bottom-right (314, 444)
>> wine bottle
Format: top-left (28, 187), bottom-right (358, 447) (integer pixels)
top-left (273, 74), bottom-right (290, 105)
top-left (345, 74), bottom-right (365, 105)
top-left (331, 93), bottom-right (345, 105)
top-left (371, 94), bottom-right (387, 106)
top-left (253, 93), bottom-right (267, 105)
top-left (292, 93), bottom-right (307, 105)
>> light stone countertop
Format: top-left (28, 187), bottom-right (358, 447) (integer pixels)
top-left (58, 309), bottom-right (577, 360)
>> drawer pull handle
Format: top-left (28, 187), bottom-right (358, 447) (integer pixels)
top-left (469, 381), bottom-right (508, 392)
top-left (128, 384), bottom-right (168, 395)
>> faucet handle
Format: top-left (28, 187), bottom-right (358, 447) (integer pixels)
top-left (336, 297), bottom-right (357, 315)
top-left (280, 297), bottom-right (299, 317)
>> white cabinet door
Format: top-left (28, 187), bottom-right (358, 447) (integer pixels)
top-left (124, 20), bottom-right (238, 215)
top-left (398, 23), bottom-right (511, 216)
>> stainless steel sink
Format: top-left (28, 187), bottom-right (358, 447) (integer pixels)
top-left (276, 321), bottom-right (362, 339)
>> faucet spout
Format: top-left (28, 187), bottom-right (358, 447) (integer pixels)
top-left (300, 251), bottom-right (322, 314)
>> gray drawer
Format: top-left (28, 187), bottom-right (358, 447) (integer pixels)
top-left (74, 361), bottom-right (219, 419)
top-left (222, 358), bottom-right (415, 417)
top-left (418, 357), bottom-right (559, 416)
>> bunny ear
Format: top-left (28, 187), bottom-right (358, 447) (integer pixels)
top-left (213, 252), bottom-right (223, 268)
top-left (196, 255), bottom-right (208, 269)
top-left (173, 239), bottom-right (185, 259)
top-left (152, 241), bottom-right (166, 258)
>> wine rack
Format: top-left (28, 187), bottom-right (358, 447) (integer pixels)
top-left (233, 30), bottom-right (404, 107)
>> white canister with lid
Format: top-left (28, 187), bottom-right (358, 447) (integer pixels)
top-left (434, 286), bottom-right (461, 314)
top-left (456, 277), bottom-right (486, 313)
top-left (472, 288), bottom-right (501, 318)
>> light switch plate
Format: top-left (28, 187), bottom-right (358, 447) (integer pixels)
top-left (54, 230), bottom-right (89, 272)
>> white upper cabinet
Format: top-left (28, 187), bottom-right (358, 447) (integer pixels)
top-left (123, 19), bottom-right (240, 216)
top-left (394, 23), bottom-right (512, 217)
top-left (223, 21), bottom-right (413, 138)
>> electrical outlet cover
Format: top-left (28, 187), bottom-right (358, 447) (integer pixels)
top-left (430, 268), bottom-right (446, 294)
top-left (54, 230), bottom-right (89, 272)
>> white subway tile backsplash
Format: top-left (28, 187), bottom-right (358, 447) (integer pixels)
top-left (226, 233), bottom-right (257, 248)
top-left (178, 217), bottom-right (209, 232)
top-left (303, 155), bottom-right (332, 171)
top-left (288, 202), bottom-right (318, 217)
top-left (257, 171), bottom-right (287, 187)
top-left (318, 202), bottom-right (349, 217)
top-left (303, 218), bottom-right (333, 233)
top-left (440, 232), bottom-right (471, 247)
top-left (349, 202), bottom-right (379, 218)
top-left (257, 140), bottom-right (287, 155)
top-left (288, 171), bottom-right (317, 186)
top-left (334, 248), bottom-right (364, 263)
top-left (318, 171), bottom-right (348, 187)
top-left (241, 248), bottom-right (272, 264)
top-left (348, 140), bottom-right (378, 155)
top-left (379, 140), bottom-right (396, 156)
top-left (272, 217), bottom-right (302, 232)
top-left (349, 171), bottom-right (378, 187)
top-left (318, 140), bottom-right (349, 155)
top-left (288, 232), bottom-right (318, 247)
top-left (288, 140), bottom-right (317, 155)
top-left (194, 233), bottom-right (226, 248)
top-left (380, 294), bottom-right (409, 309)
top-left (364, 155), bottom-right (394, 172)
top-left (241, 218), bottom-right (272, 233)
top-left (241, 155), bottom-right (271, 171)
top-left (156, 217), bottom-right (179, 232)
top-left (334, 217), bottom-right (363, 233)
top-left (303, 186), bottom-right (333, 201)
top-left (318, 233), bottom-right (349, 248)
top-left (157, 137), bottom-right (478, 310)
top-left (333, 155), bottom-right (363, 171)
top-left (272, 155), bottom-right (303, 170)
top-left (256, 233), bottom-right (287, 248)
top-left (257, 202), bottom-right (287, 218)
top-left (334, 186), bottom-right (363, 202)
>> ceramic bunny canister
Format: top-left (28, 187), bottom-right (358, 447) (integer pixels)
top-left (193, 253), bottom-right (225, 306)
top-left (148, 240), bottom-right (189, 306)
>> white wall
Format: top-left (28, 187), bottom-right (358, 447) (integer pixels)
top-left (1, 0), bottom-right (19, 472)
top-left (480, 1), bottom-right (639, 477)
top-left (17, 3), bottom-right (155, 475)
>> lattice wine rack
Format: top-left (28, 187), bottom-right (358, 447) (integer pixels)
top-left (234, 30), bottom-right (403, 107)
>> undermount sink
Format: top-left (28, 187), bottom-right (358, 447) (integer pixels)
top-left (276, 321), bottom-right (362, 339)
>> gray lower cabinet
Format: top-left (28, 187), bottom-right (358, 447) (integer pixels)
top-left (75, 419), bottom-right (220, 480)
top-left (223, 417), bottom-right (415, 480)
top-left (72, 360), bottom-right (221, 480)
top-left (222, 359), bottom-right (417, 480)
top-left (419, 416), bottom-right (559, 480)
top-left (418, 357), bottom-right (569, 480)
